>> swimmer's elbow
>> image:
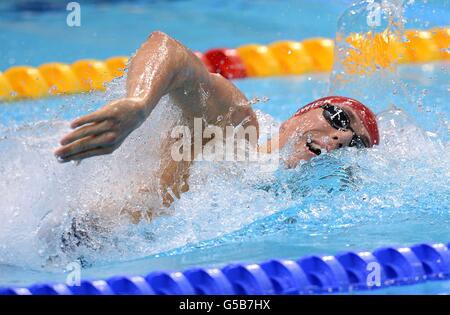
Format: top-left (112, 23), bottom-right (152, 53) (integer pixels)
top-left (147, 31), bottom-right (188, 63)
top-left (147, 31), bottom-right (178, 49)
top-left (148, 31), bottom-right (169, 42)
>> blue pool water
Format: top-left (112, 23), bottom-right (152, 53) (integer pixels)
top-left (0, 0), bottom-right (449, 294)
top-left (1, 0), bottom-right (449, 69)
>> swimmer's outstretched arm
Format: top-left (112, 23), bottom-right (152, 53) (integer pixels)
top-left (55, 31), bottom-right (258, 162)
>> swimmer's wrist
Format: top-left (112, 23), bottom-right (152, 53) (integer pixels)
top-left (133, 93), bottom-right (161, 119)
top-left (129, 97), bottom-right (146, 109)
top-left (125, 96), bottom-right (152, 121)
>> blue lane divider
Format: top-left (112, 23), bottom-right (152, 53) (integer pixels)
top-left (0, 288), bottom-right (32, 295)
top-left (260, 259), bottom-right (311, 294)
top-left (28, 283), bottom-right (73, 295)
top-left (146, 271), bottom-right (195, 294)
top-left (297, 255), bottom-right (349, 293)
top-left (372, 246), bottom-right (425, 285)
top-left (1, 241), bottom-right (449, 295)
top-left (183, 268), bottom-right (234, 295)
top-left (69, 280), bottom-right (114, 295)
top-left (222, 263), bottom-right (274, 294)
top-left (106, 276), bottom-right (154, 295)
top-left (410, 243), bottom-right (450, 279)
top-left (335, 251), bottom-right (385, 290)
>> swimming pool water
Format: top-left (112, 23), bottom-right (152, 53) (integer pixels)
top-left (0, 0), bottom-right (449, 294)
top-left (0, 0), bottom-right (448, 69)
top-left (0, 61), bottom-right (448, 289)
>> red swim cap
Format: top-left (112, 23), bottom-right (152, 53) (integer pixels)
top-left (293, 96), bottom-right (380, 146)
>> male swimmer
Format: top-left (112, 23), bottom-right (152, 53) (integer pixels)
top-left (54, 32), bottom-right (379, 221)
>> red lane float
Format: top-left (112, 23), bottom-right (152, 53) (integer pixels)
top-left (202, 49), bottom-right (247, 79)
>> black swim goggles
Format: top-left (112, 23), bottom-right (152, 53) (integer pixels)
top-left (321, 103), bottom-right (368, 149)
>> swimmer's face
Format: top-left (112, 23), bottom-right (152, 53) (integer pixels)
top-left (279, 105), bottom-right (372, 168)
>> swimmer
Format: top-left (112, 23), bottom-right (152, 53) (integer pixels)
top-left (54, 32), bottom-right (379, 221)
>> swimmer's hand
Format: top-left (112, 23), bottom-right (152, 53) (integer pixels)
top-left (55, 97), bottom-right (146, 163)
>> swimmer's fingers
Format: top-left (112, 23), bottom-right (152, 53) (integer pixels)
top-left (55, 132), bottom-right (119, 161)
top-left (60, 120), bottom-right (113, 146)
top-left (70, 109), bottom-right (111, 129)
top-left (57, 147), bottom-right (115, 163)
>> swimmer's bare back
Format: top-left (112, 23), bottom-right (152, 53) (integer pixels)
top-left (55, 31), bottom-right (259, 219)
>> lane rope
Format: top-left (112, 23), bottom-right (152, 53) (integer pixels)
top-left (0, 27), bottom-right (448, 102)
top-left (1, 241), bottom-right (449, 295)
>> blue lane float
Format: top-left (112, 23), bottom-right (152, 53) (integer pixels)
top-left (297, 255), bottom-right (349, 293)
top-left (183, 268), bottom-right (234, 295)
top-left (1, 241), bottom-right (450, 295)
top-left (372, 246), bottom-right (425, 285)
top-left (260, 259), bottom-right (310, 294)
top-left (335, 250), bottom-right (383, 290)
top-left (68, 280), bottom-right (113, 295)
top-left (146, 271), bottom-right (195, 295)
top-left (106, 276), bottom-right (154, 295)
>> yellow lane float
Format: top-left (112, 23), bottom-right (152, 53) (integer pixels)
top-left (431, 27), bottom-right (450, 60)
top-left (38, 63), bottom-right (81, 95)
top-left (105, 56), bottom-right (129, 78)
top-left (268, 41), bottom-right (314, 75)
top-left (4, 66), bottom-right (49, 98)
top-left (302, 38), bottom-right (335, 72)
top-left (402, 30), bottom-right (441, 63)
top-left (71, 59), bottom-right (114, 91)
top-left (344, 31), bottom-right (405, 75)
top-left (0, 72), bottom-right (13, 101)
top-left (236, 44), bottom-right (282, 77)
